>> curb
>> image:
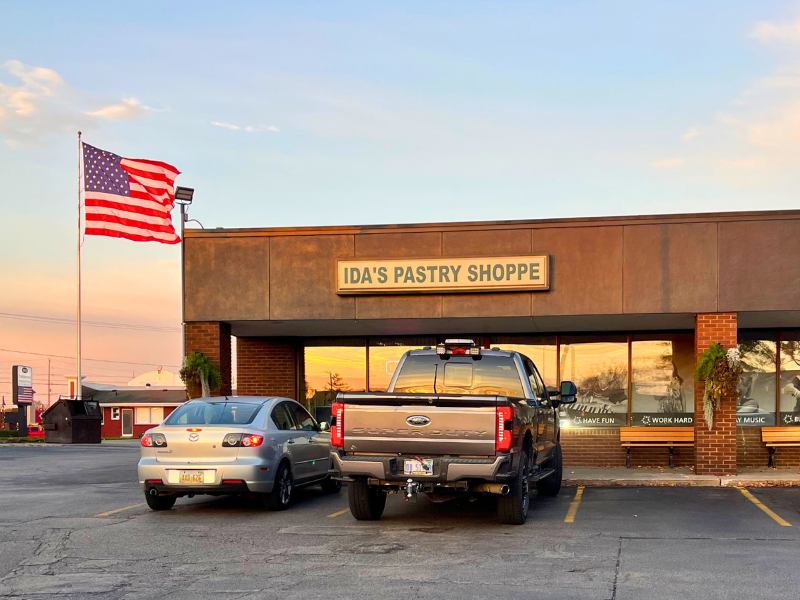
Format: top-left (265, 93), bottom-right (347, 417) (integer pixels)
top-left (564, 477), bottom-right (800, 488)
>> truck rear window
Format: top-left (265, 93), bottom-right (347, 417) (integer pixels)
top-left (391, 355), bottom-right (524, 397)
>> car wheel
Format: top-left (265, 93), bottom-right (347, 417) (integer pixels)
top-left (145, 493), bottom-right (176, 511)
top-left (321, 476), bottom-right (342, 493)
top-left (497, 451), bottom-right (532, 525)
top-left (536, 443), bottom-right (563, 497)
top-left (348, 478), bottom-right (386, 520)
top-left (264, 462), bottom-right (293, 511)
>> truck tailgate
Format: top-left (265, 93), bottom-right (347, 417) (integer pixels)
top-left (340, 393), bottom-right (497, 456)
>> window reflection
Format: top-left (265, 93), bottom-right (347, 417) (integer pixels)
top-left (737, 337), bottom-right (776, 427)
top-left (631, 335), bottom-right (694, 426)
top-left (368, 338), bottom-right (434, 392)
top-left (303, 344), bottom-right (366, 423)
top-left (780, 332), bottom-right (800, 426)
top-left (492, 338), bottom-right (557, 388)
top-left (559, 339), bottom-right (628, 427)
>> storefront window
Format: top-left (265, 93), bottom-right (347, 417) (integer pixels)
top-left (779, 331), bottom-right (800, 426)
top-left (491, 337), bottom-right (558, 388)
top-left (737, 336), bottom-right (777, 427)
top-left (368, 338), bottom-right (435, 392)
top-left (303, 341), bottom-right (366, 423)
top-left (559, 338), bottom-right (628, 427)
top-left (631, 335), bottom-right (694, 426)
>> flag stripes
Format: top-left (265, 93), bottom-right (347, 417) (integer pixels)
top-left (82, 143), bottom-right (181, 244)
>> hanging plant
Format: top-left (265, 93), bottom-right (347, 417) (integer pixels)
top-left (180, 352), bottom-right (221, 398)
top-left (695, 343), bottom-right (742, 430)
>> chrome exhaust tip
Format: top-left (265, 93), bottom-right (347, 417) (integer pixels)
top-left (148, 488), bottom-right (159, 496)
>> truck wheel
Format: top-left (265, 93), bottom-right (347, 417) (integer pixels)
top-left (145, 493), bottom-right (176, 511)
top-left (348, 478), bottom-right (386, 520)
top-left (497, 453), bottom-right (531, 525)
top-left (536, 443), bottom-right (563, 497)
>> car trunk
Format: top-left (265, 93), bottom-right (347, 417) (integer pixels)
top-left (155, 426), bottom-right (241, 464)
top-left (340, 393), bottom-right (498, 456)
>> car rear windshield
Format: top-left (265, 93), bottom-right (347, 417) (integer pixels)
top-left (391, 354), bottom-right (525, 397)
top-left (164, 401), bottom-right (262, 425)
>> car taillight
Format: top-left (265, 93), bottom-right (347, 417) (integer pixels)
top-left (222, 433), bottom-right (264, 447)
top-left (242, 434), bottom-right (264, 447)
top-left (330, 402), bottom-right (344, 448)
top-left (495, 406), bottom-right (513, 453)
top-left (141, 433), bottom-right (167, 447)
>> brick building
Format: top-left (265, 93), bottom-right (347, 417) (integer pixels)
top-left (183, 210), bottom-right (800, 475)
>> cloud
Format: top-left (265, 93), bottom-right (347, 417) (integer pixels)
top-left (682, 127), bottom-right (700, 141)
top-left (650, 157), bottom-right (685, 169)
top-left (86, 97), bottom-right (154, 120)
top-left (210, 120), bottom-right (279, 133)
top-left (0, 59), bottom-right (158, 145)
top-left (750, 18), bottom-right (800, 45)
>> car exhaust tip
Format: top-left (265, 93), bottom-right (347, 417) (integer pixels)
top-left (500, 485), bottom-right (510, 495)
top-left (148, 488), bottom-right (159, 496)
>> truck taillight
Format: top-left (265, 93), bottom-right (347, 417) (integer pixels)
top-left (495, 406), bottom-right (513, 453)
top-left (330, 402), bottom-right (344, 448)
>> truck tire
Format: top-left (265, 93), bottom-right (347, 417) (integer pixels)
top-left (348, 478), bottom-right (386, 520)
top-left (145, 493), bottom-right (176, 511)
top-left (536, 443), bottom-right (563, 497)
top-left (497, 453), bottom-right (531, 525)
top-left (321, 476), bottom-right (342, 493)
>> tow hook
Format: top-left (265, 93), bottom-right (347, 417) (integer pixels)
top-left (405, 478), bottom-right (420, 500)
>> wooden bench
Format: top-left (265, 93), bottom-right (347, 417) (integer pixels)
top-left (762, 427), bottom-right (800, 467)
top-left (619, 426), bottom-right (695, 468)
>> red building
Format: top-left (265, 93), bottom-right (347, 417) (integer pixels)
top-left (82, 383), bottom-right (186, 438)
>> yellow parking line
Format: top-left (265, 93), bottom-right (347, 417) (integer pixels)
top-left (327, 508), bottom-right (349, 519)
top-left (738, 488), bottom-right (792, 527)
top-left (94, 503), bottom-right (145, 518)
top-left (564, 485), bottom-right (585, 524)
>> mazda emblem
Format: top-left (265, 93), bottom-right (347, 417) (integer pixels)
top-left (188, 432), bottom-right (200, 442)
top-left (406, 415), bottom-right (431, 427)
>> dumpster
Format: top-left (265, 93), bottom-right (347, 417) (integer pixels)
top-left (42, 399), bottom-right (102, 444)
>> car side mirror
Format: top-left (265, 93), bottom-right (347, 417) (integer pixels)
top-left (319, 421), bottom-right (330, 432)
top-left (559, 380), bottom-right (577, 404)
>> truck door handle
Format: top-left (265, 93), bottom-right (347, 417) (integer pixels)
top-left (287, 440), bottom-right (295, 444)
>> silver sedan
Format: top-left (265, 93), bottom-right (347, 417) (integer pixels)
top-left (138, 396), bottom-right (340, 511)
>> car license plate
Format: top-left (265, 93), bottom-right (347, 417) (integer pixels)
top-left (179, 470), bottom-right (207, 484)
top-left (403, 459), bottom-right (434, 476)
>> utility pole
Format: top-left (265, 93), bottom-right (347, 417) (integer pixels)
top-left (47, 359), bottom-right (51, 408)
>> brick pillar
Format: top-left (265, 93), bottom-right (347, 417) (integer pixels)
top-left (237, 338), bottom-right (297, 399)
top-left (694, 313), bottom-right (737, 475)
top-left (184, 321), bottom-right (232, 398)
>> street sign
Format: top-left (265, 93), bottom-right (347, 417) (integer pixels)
top-left (12, 365), bottom-right (34, 405)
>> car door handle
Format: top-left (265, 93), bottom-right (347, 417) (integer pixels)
top-left (287, 439), bottom-right (295, 444)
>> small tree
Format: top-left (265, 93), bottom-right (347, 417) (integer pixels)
top-left (180, 352), bottom-right (221, 398)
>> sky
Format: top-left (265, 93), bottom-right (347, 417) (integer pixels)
top-left (2, 1), bottom-right (800, 401)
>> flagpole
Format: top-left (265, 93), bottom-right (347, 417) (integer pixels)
top-left (76, 131), bottom-right (82, 400)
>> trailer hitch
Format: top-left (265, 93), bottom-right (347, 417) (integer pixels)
top-left (405, 478), bottom-right (420, 500)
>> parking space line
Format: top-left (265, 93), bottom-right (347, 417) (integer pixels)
top-left (94, 503), bottom-right (146, 518)
top-left (327, 508), bottom-right (350, 519)
top-left (564, 485), bottom-right (585, 524)
top-left (738, 487), bottom-right (792, 527)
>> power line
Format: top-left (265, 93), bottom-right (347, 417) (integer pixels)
top-left (0, 311), bottom-right (180, 333)
top-left (0, 347), bottom-right (181, 368)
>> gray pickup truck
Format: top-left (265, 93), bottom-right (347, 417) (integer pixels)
top-left (330, 339), bottom-right (577, 524)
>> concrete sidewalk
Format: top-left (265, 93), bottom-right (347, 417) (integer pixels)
top-left (563, 466), bottom-right (800, 488)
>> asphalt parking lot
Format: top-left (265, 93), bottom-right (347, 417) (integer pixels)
top-left (1, 443), bottom-right (799, 600)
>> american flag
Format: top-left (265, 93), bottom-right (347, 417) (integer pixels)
top-left (17, 386), bottom-right (34, 404)
top-left (82, 143), bottom-right (181, 244)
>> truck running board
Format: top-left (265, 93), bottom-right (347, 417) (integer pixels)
top-left (528, 468), bottom-right (555, 482)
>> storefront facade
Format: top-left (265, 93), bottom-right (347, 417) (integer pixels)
top-left (183, 210), bottom-right (800, 475)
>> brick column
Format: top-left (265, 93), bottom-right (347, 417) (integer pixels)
top-left (184, 321), bottom-right (232, 398)
top-left (694, 313), bottom-right (737, 475)
top-left (237, 338), bottom-right (298, 399)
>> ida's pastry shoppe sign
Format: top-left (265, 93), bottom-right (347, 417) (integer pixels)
top-left (337, 256), bottom-right (549, 295)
